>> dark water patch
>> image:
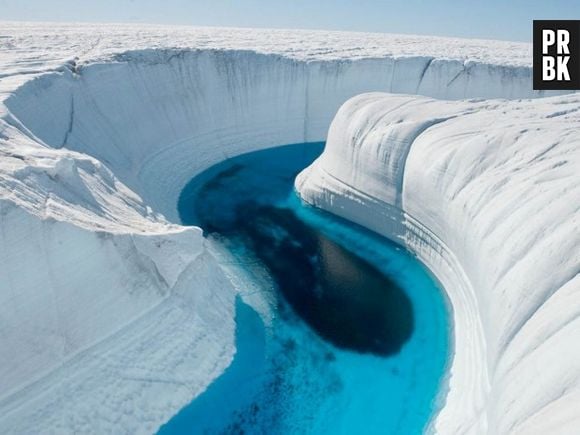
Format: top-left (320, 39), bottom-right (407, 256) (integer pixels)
top-left (185, 142), bottom-right (413, 355)
top-left (235, 203), bottom-right (413, 355)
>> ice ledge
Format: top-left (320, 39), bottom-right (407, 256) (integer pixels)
top-left (296, 92), bottom-right (580, 434)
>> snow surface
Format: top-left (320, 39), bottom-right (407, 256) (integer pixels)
top-left (0, 21), bottom-right (577, 433)
top-left (296, 93), bottom-right (580, 434)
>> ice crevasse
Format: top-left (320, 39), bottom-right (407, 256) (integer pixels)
top-left (0, 22), bottom-right (578, 433)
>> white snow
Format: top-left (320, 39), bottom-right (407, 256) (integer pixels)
top-left (0, 21), bottom-right (577, 433)
top-left (296, 93), bottom-right (580, 434)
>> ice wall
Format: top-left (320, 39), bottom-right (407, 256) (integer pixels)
top-left (296, 93), bottom-right (580, 434)
top-left (0, 26), bottom-right (574, 433)
top-left (5, 49), bottom-right (563, 223)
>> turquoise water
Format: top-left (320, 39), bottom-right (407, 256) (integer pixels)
top-left (159, 143), bottom-right (450, 434)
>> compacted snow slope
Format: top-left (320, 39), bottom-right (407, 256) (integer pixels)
top-left (0, 21), bottom-right (576, 433)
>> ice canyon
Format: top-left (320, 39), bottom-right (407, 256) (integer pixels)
top-left (0, 22), bottom-right (578, 434)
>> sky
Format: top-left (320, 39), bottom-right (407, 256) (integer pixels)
top-left (1, 0), bottom-right (579, 42)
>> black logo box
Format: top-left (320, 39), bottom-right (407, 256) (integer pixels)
top-left (533, 20), bottom-right (580, 90)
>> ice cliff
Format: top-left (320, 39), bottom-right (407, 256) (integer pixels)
top-left (0, 21), bottom-right (576, 433)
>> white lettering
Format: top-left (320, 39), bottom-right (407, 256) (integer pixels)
top-left (557, 30), bottom-right (570, 54)
top-left (543, 29), bottom-right (555, 54)
top-left (543, 56), bottom-right (556, 80)
top-left (558, 56), bottom-right (570, 80)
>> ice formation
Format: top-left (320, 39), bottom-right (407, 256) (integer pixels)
top-left (0, 21), bottom-right (577, 433)
top-left (296, 93), bottom-right (580, 434)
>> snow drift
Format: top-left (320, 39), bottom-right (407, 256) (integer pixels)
top-left (0, 22), bottom-right (576, 433)
top-left (296, 93), bottom-right (580, 434)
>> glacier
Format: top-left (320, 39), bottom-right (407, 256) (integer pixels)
top-left (0, 21), bottom-right (577, 433)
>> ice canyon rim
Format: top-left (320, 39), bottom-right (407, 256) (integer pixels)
top-left (0, 22), bottom-right (579, 434)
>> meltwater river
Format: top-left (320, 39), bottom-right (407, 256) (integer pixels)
top-left (159, 143), bottom-right (450, 434)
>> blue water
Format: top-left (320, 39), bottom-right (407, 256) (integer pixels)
top-left (159, 143), bottom-right (450, 434)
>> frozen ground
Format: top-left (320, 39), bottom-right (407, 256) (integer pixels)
top-left (0, 21), bottom-right (577, 434)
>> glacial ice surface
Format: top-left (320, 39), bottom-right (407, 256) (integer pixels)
top-left (0, 21), bottom-right (577, 434)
